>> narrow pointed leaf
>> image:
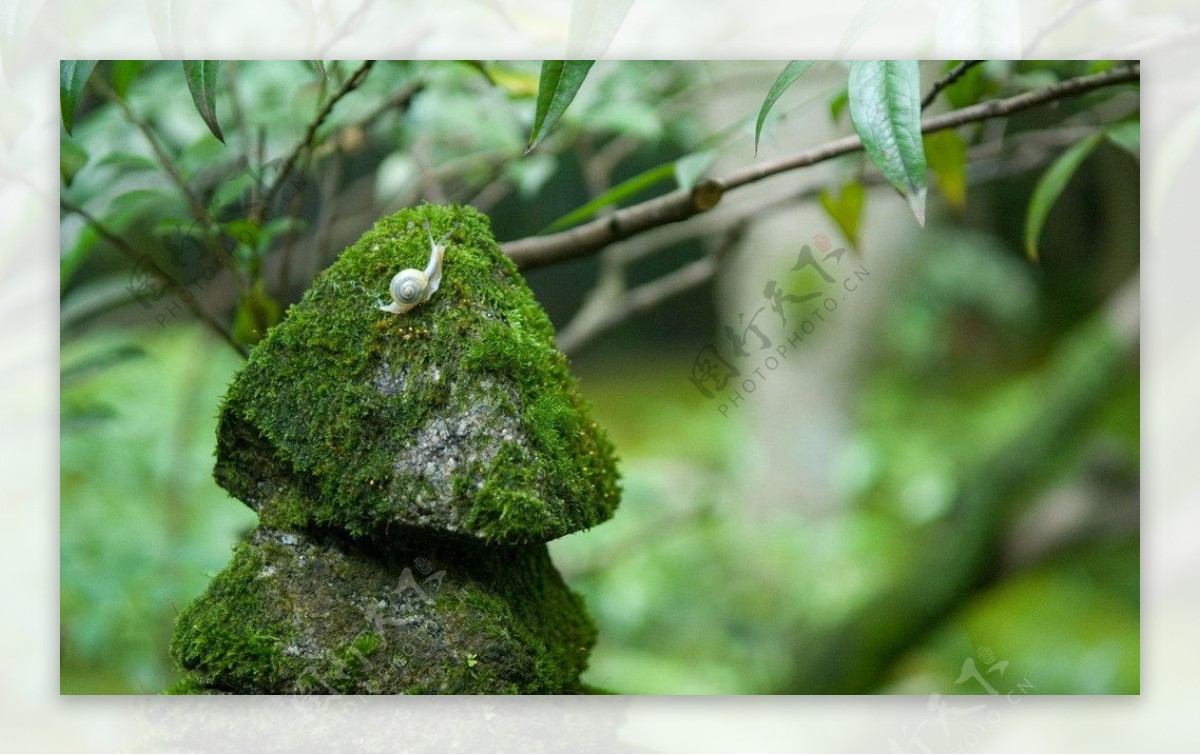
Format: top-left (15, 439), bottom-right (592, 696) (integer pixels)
top-left (60, 60), bottom-right (97, 135)
top-left (755, 61), bottom-right (817, 153)
top-left (182, 60), bottom-right (225, 143)
top-left (527, 60), bottom-right (594, 154)
top-left (1024, 133), bottom-right (1104, 262)
top-left (543, 161), bottom-right (677, 232)
top-left (848, 60), bottom-right (927, 225)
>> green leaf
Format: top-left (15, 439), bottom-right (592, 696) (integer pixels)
top-left (61, 138), bottom-right (89, 187)
top-left (182, 60), bottom-right (225, 143)
top-left (111, 60), bottom-right (144, 99)
top-left (944, 60), bottom-right (988, 109)
top-left (828, 85), bottom-right (849, 123)
top-left (95, 151), bottom-right (159, 174)
top-left (755, 61), bottom-right (817, 154)
top-left (478, 63), bottom-right (540, 98)
top-left (60, 60), bottom-right (97, 135)
top-left (61, 344), bottom-right (145, 384)
top-left (543, 161), bottom-right (676, 232)
top-left (223, 219), bottom-right (263, 253)
top-left (1024, 132), bottom-right (1104, 262)
top-left (848, 60), bottom-right (927, 225)
top-left (923, 129), bottom-right (968, 212)
top-left (257, 217), bottom-right (307, 255)
top-left (61, 190), bottom-right (180, 292)
top-left (819, 181), bottom-right (866, 249)
top-left (1105, 120), bottom-right (1139, 159)
top-left (60, 223), bottom-right (100, 294)
top-left (209, 173), bottom-right (260, 215)
top-left (526, 60), bottom-right (594, 154)
top-left (232, 279), bottom-right (282, 346)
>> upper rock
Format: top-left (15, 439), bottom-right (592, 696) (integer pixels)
top-left (214, 204), bottom-right (620, 544)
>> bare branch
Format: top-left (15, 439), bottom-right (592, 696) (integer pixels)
top-left (503, 63), bottom-right (1140, 271)
top-left (557, 221), bottom-right (748, 355)
top-left (556, 123), bottom-right (1112, 355)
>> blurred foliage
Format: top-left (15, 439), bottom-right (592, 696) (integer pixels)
top-left (61, 326), bottom-right (255, 693)
top-left (60, 60), bottom-right (1139, 695)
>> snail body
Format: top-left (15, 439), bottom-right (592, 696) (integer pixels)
top-left (381, 221), bottom-right (455, 314)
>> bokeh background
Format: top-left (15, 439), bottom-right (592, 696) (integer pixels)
top-left (60, 59), bottom-right (1139, 698)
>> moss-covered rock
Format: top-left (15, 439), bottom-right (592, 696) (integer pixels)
top-left (171, 527), bottom-right (596, 694)
top-left (173, 204), bottom-right (619, 694)
top-left (214, 204), bottom-right (619, 545)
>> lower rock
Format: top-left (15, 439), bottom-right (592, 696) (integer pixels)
top-left (169, 527), bottom-right (595, 694)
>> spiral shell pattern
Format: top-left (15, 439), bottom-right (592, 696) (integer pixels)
top-left (391, 271), bottom-right (427, 305)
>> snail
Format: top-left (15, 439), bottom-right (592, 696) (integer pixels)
top-left (380, 221), bottom-right (457, 315)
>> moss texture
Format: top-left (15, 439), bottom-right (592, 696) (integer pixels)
top-left (173, 204), bottom-right (619, 694)
top-left (170, 527), bottom-right (596, 694)
top-left (214, 204), bottom-right (619, 545)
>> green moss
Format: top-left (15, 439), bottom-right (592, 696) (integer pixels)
top-left (214, 204), bottom-right (619, 544)
top-left (163, 673), bottom-right (214, 695)
top-left (170, 527), bottom-right (595, 694)
top-left (169, 537), bottom-right (298, 693)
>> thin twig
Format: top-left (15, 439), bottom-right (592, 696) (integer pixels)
top-left (557, 221), bottom-right (749, 355)
top-left (502, 63), bottom-right (1141, 271)
top-left (225, 61), bottom-right (256, 206)
top-left (61, 200), bottom-right (248, 358)
top-left (254, 59), bottom-right (376, 223)
top-left (921, 60), bottom-right (981, 111)
top-left (356, 79), bottom-right (423, 131)
top-left (91, 76), bottom-right (245, 291)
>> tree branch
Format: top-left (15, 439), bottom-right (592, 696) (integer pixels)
top-left (555, 123), bottom-right (1113, 355)
top-left (253, 59), bottom-right (376, 223)
top-left (61, 199), bottom-right (249, 358)
top-left (502, 63), bottom-right (1140, 271)
top-left (920, 60), bottom-right (981, 110)
top-left (557, 221), bottom-right (748, 355)
top-left (91, 76), bottom-right (245, 290)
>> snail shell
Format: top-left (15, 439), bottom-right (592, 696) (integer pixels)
top-left (381, 221), bottom-right (453, 314)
